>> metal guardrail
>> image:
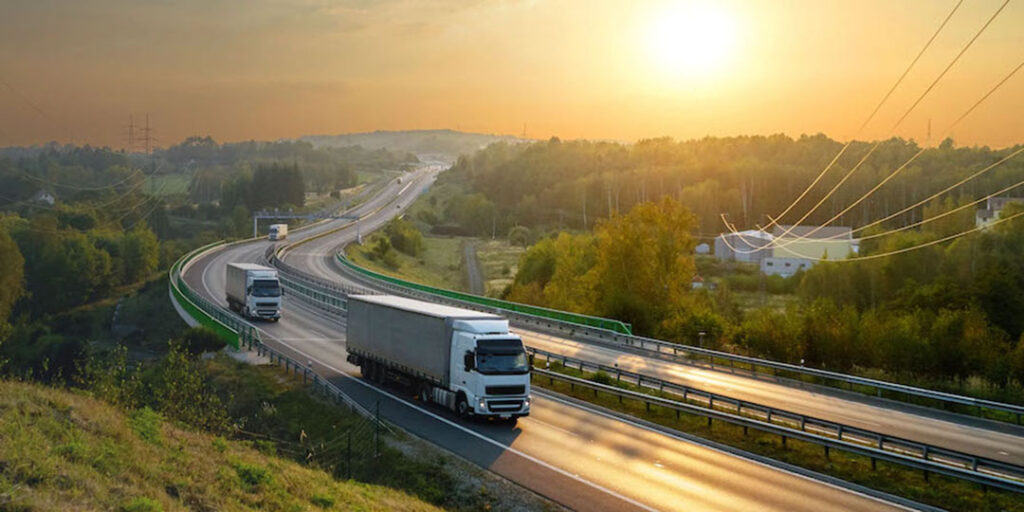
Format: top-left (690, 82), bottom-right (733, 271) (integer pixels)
top-left (533, 368), bottom-right (1024, 494)
top-left (168, 242), bottom-right (387, 430)
top-left (336, 254), bottom-right (634, 334)
top-left (529, 347), bottom-right (1024, 486)
top-left (263, 257), bottom-right (1024, 492)
top-left (331, 251), bottom-right (1024, 425)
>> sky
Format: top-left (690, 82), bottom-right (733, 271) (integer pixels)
top-left (0, 0), bottom-right (1021, 149)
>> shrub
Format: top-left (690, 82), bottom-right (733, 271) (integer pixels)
top-left (234, 461), bottom-right (272, 489)
top-left (121, 497), bottom-right (163, 512)
top-left (176, 326), bottom-right (227, 356)
top-left (311, 494), bottom-right (335, 509)
top-left (129, 407), bottom-right (163, 445)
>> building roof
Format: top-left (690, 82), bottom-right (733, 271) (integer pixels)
top-left (987, 197), bottom-right (1023, 211)
top-left (772, 224), bottom-right (852, 240)
top-left (719, 229), bottom-right (773, 241)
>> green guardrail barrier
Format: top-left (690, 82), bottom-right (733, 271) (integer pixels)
top-left (337, 253), bottom-right (633, 335)
top-left (168, 242), bottom-right (255, 350)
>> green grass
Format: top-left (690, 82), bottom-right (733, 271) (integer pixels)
top-left (346, 235), bottom-right (466, 291)
top-left (732, 290), bottom-right (799, 312)
top-left (143, 174), bottom-right (191, 196)
top-left (533, 362), bottom-right (1024, 512)
top-left (0, 379), bottom-right (442, 512)
top-left (475, 239), bottom-right (525, 297)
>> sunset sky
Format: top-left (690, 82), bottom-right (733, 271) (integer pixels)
top-left (1, 0), bottom-right (1021, 149)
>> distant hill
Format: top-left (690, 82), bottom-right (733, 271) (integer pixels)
top-left (298, 129), bottom-right (526, 159)
top-left (0, 380), bottom-right (440, 512)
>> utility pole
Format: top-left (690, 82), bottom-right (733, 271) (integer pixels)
top-left (139, 113), bottom-right (155, 154)
top-left (124, 114), bottom-right (135, 152)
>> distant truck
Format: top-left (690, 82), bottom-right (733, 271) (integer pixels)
top-left (346, 295), bottom-right (530, 422)
top-left (268, 223), bottom-right (288, 241)
top-left (225, 263), bottom-right (283, 321)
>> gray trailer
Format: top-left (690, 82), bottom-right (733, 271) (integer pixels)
top-left (346, 294), bottom-right (531, 420)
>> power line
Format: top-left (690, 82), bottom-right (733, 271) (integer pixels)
top-left (735, 0), bottom-right (964, 239)
top-left (719, 207), bottom-right (1024, 263)
top-left (727, 55), bottom-right (1024, 254)
top-left (727, 1), bottom-right (1017, 252)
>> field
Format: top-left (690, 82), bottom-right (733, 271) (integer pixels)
top-left (475, 238), bottom-right (525, 297)
top-left (143, 174), bottom-right (191, 196)
top-left (346, 235), bottom-right (467, 291)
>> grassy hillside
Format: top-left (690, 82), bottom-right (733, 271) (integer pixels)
top-left (0, 380), bottom-right (441, 512)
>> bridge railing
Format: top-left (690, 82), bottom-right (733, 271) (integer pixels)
top-left (330, 250), bottom-right (1024, 425)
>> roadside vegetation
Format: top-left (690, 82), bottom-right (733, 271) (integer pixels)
top-left (421, 137), bottom-right (1024, 404)
top-left (532, 361), bottom-right (1023, 512)
top-left (0, 139), bottom-right (558, 511)
top-left (0, 379), bottom-right (442, 512)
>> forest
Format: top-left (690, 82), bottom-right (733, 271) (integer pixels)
top-left (426, 136), bottom-right (1024, 399)
top-left (0, 139), bottom-right (404, 382)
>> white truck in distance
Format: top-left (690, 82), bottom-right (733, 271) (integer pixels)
top-left (225, 263), bottom-right (283, 321)
top-left (346, 295), bottom-right (530, 422)
top-left (268, 223), bottom-right (288, 241)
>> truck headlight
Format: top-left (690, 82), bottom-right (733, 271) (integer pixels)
top-left (478, 398), bottom-right (487, 410)
top-left (524, 396), bottom-right (531, 408)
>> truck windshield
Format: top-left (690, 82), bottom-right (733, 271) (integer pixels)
top-left (251, 279), bottom-right (281, 297)
top-left (475, 338), bottom-right (529, 375)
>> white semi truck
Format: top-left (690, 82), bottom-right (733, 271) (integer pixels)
top-left (346, 295), bottom-right (531, 422)
top-left (268, 223), bottom-right (288, 241)
top-left (225, 263), bottom-right (283, 321)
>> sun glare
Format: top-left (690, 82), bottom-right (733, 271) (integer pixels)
top-left (645, 2), bottom-right (738, 82)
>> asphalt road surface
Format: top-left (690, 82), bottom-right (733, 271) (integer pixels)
top-left (180, 166), bottom-right (913, 511)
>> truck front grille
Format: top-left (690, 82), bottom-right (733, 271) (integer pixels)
top-left (487, 399), bottom-right (523, 412)
top-left (486, 385), bottom-right (525, 396)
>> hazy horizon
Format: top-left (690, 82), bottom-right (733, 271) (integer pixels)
top-left (2, 0), bottom-right (1022, 149)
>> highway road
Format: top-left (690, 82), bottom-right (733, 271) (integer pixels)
top-left (181, 166), bottom-right (914, 511)
top-left (278, 166), bottom-right (1024, 470)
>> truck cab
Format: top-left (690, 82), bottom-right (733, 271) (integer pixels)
top-left (449, 322), bottom-right (531, 419)
top-left (268, 223), bottom-right (288, 241)
top-left (225, 263), bottom-right (283, 321)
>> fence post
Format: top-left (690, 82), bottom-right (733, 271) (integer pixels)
top-left (346, 431), bottom-right (352, 479)
top-left (374, 401), bottom-right (381, 458)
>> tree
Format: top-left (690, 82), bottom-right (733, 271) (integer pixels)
top-left (0, 225), bottom-right (24, 341)
top-left (121, 222), bottom-right (159, 283)
top-left (589, 198), bottom-right (697, 333)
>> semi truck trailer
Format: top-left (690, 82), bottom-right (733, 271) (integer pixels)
top-left (346, 294), bottom-right (530, 422)
top-left (225, 263), bottom-right (283, 321)
top-left (268, 223), bottom-right (288, 241)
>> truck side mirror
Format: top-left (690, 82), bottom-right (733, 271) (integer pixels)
top-left (246, 286), bottom-right (252, 295)
top-left (463, 351), bottom-right (475, 372)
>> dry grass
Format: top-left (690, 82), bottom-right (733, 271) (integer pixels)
top-left (0, 380), bottom-right (441, 512)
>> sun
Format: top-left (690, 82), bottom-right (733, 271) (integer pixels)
top-left (645, 2), bottom-right (738, 82)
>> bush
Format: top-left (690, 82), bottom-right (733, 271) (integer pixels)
top-left (176, 326), bottom-right (227, 356)
top-left (590, 370), bottom-right (613, 386)
top-left (121, 497), bottom-right (163, 512)
top-left (129, 407), bottom-right (163, 445)
top-left (311, 494), bottom-right (335, 509)
top-left (234, 461), bottom-right (272, 489)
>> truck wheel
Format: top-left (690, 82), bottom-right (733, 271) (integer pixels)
top-left (456, 394), bottom-right (470, 417)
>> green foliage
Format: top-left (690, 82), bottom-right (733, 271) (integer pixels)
top-left (149, 343), bottom-right (231, 432)
top-left (129, 407), bottom-right (163, 445)
top-left (121, 222), bottom-right (159, 282)
top-left (120, 497), bottom-right (163, 512)
top-left (311, 493), bottom-right (336, 508)
top-left (507, 225), bottom-right (532, 247)
top-left (384, 217), bottom-right (424, 256)
top-left (176, 326), bottom-right (228, 356)
top-left (368, 236), bottom-right (400, 269)
top-left (233, 461), bottom-right (273, 490)
top-left (0, 225), bottom-right (25, 341)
